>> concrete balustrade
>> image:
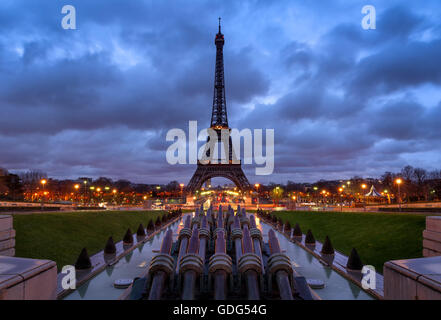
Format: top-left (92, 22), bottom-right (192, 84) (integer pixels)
top-left (423, 216), bottom-right (441, 257)
top-left (0, 215), bottom-right (15, 257)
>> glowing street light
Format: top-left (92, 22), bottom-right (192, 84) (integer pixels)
top-left (40, 179), bottom-right (47, 208)
top-left (338, 187), bottom-right (344, 211)
top-left (74, 184), bottom-right (80, 190)
top-left (395, 178), bottom-right (403, 212)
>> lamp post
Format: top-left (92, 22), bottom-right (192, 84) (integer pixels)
top-left (361, 184), bottom-right (367, 211)
top-left (74, 184), bottom-right (80, 203)
top-left (395, 178), bottom-right (402, 212)
top-left (254, 183), bottom-right (260, 208)
top-left (83, 180), bottom-right (88, 205)
top-left (339, 187), bottom-right (344, 211)
top-left (40, 179), bottom-right (47, 209)
top-left (112, 189), bottom-right (117, 205)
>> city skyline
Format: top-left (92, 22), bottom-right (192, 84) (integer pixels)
top-left (1, 0), bottom-right (441, 184)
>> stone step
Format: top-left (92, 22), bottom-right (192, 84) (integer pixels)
top-left (423, 239), bottom-right (441, 253)
top-left (426, 216), bottom-right (441, 233)
top-left (0, 238), bottom-right (15, 251)
top-left (0, 229), bottom-right (15, 242)
top-left (0, 215), bottom-right (13, 232)
top-left (423, 247), bottom-right (440, 257)
top-left (0, 247), bottom-right (15, 257)
top-left (423, 230), bottom-right (441, 243)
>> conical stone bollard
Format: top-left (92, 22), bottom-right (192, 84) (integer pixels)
top-left (293, 223), bottom-right (302, 237)
top-left (346, 248), bottom-right (363, 271)
top-left (284, 221), bottom-right (291, 234)
top-left (123, 228), bottom-right (133, 245)
top-left (104, 236), bottom-right (116, 254)
top-left (147, 219), bottom-right (154, 232)
top-left (305, 229), bottom-right (316, 245)
top-left (292, 223), bottom-right (303, 242)
top-left (321, 235), bottom-right (335, 255)
top-left (75, 247), bottom-right (92, 269)
top-left (137, 223), bottom-right (146, 236)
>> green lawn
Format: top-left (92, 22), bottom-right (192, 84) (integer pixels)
top-left (272, 211), bottom-right (427, 273)
top-left (13, 210), bottom-right (165, 270)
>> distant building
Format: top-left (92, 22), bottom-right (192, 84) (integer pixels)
top-left (78, 177), bottom-right (92, 184)
top-left (0, 168), bottom-right (7, 176)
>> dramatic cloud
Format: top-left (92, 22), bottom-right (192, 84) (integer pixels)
top-left (0, 0), bottom-right (440, 184)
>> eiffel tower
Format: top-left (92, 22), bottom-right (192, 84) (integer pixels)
top-left (186, 19), bottom-right (251, 193)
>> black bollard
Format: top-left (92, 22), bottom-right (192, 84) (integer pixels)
top-left (147, 219), bottom-right (154, 232)
top-left (284, 221), bottom-right (291, 234)
top-left (137, 224), bottom-right (146, 236)
top-left (104, 236), bottom-right (116, 254)
top-left (292, 223), bottom-right (302, 237)
top-left (346, 248), bottom-right (363, 271)
top-left (305, 230), bottom-right (316, 245)
top-left (321, 235), bottom-right (334, 255)
top-left (123, 228), bottom-right (133, 245)
top-left (75, 247), bottom-right (92, 269)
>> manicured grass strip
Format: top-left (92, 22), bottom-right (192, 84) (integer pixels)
top-left (272, 211), bottom-right (427, 273)
top-left (13, 210), bottom-right (165, 270)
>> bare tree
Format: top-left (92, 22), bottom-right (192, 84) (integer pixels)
top-left (413, 168), bottom-right (428, 200)
top-left (401, 165), bottom-right (414, 181)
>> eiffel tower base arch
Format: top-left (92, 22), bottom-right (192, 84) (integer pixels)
top-left (186, 163), bottom-right (251, 193)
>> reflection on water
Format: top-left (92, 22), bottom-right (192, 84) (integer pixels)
top-left (257, 219), bottom-right (373, 300)
top-left (65, 214), bottom-right (373, 300)
top-left (64, 218), bottom-right (182, 300)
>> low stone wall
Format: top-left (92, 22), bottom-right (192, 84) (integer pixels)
top-left (384, 256), bottom-right (441, 300)
top-left (0, 214), bottom-right (58, 299)
top-left (0, 215), bottom-right (15, 256)
top-left (0, 256), bottom-right (57, 299)
top-left (423, 216), bottom-right (441, 257)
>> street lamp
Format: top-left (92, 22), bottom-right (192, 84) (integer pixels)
top-left (361, 184), bottom-right (367, 211)
top-left (40, 179), bottom-right (47, 208)
top-left (74, 184), bottom-right (80, 203)
top-left (338, 187), bottom-right (344, 211)
top-left (395, 178), bottom-right (403, 212)
top-left (83, 180), bottom-right (88, 205)
top-left (254, 183), bottom-right (260, 208)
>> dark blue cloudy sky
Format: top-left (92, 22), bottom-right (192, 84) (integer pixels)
top-left (1, 0), bottom-right (441, 184)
